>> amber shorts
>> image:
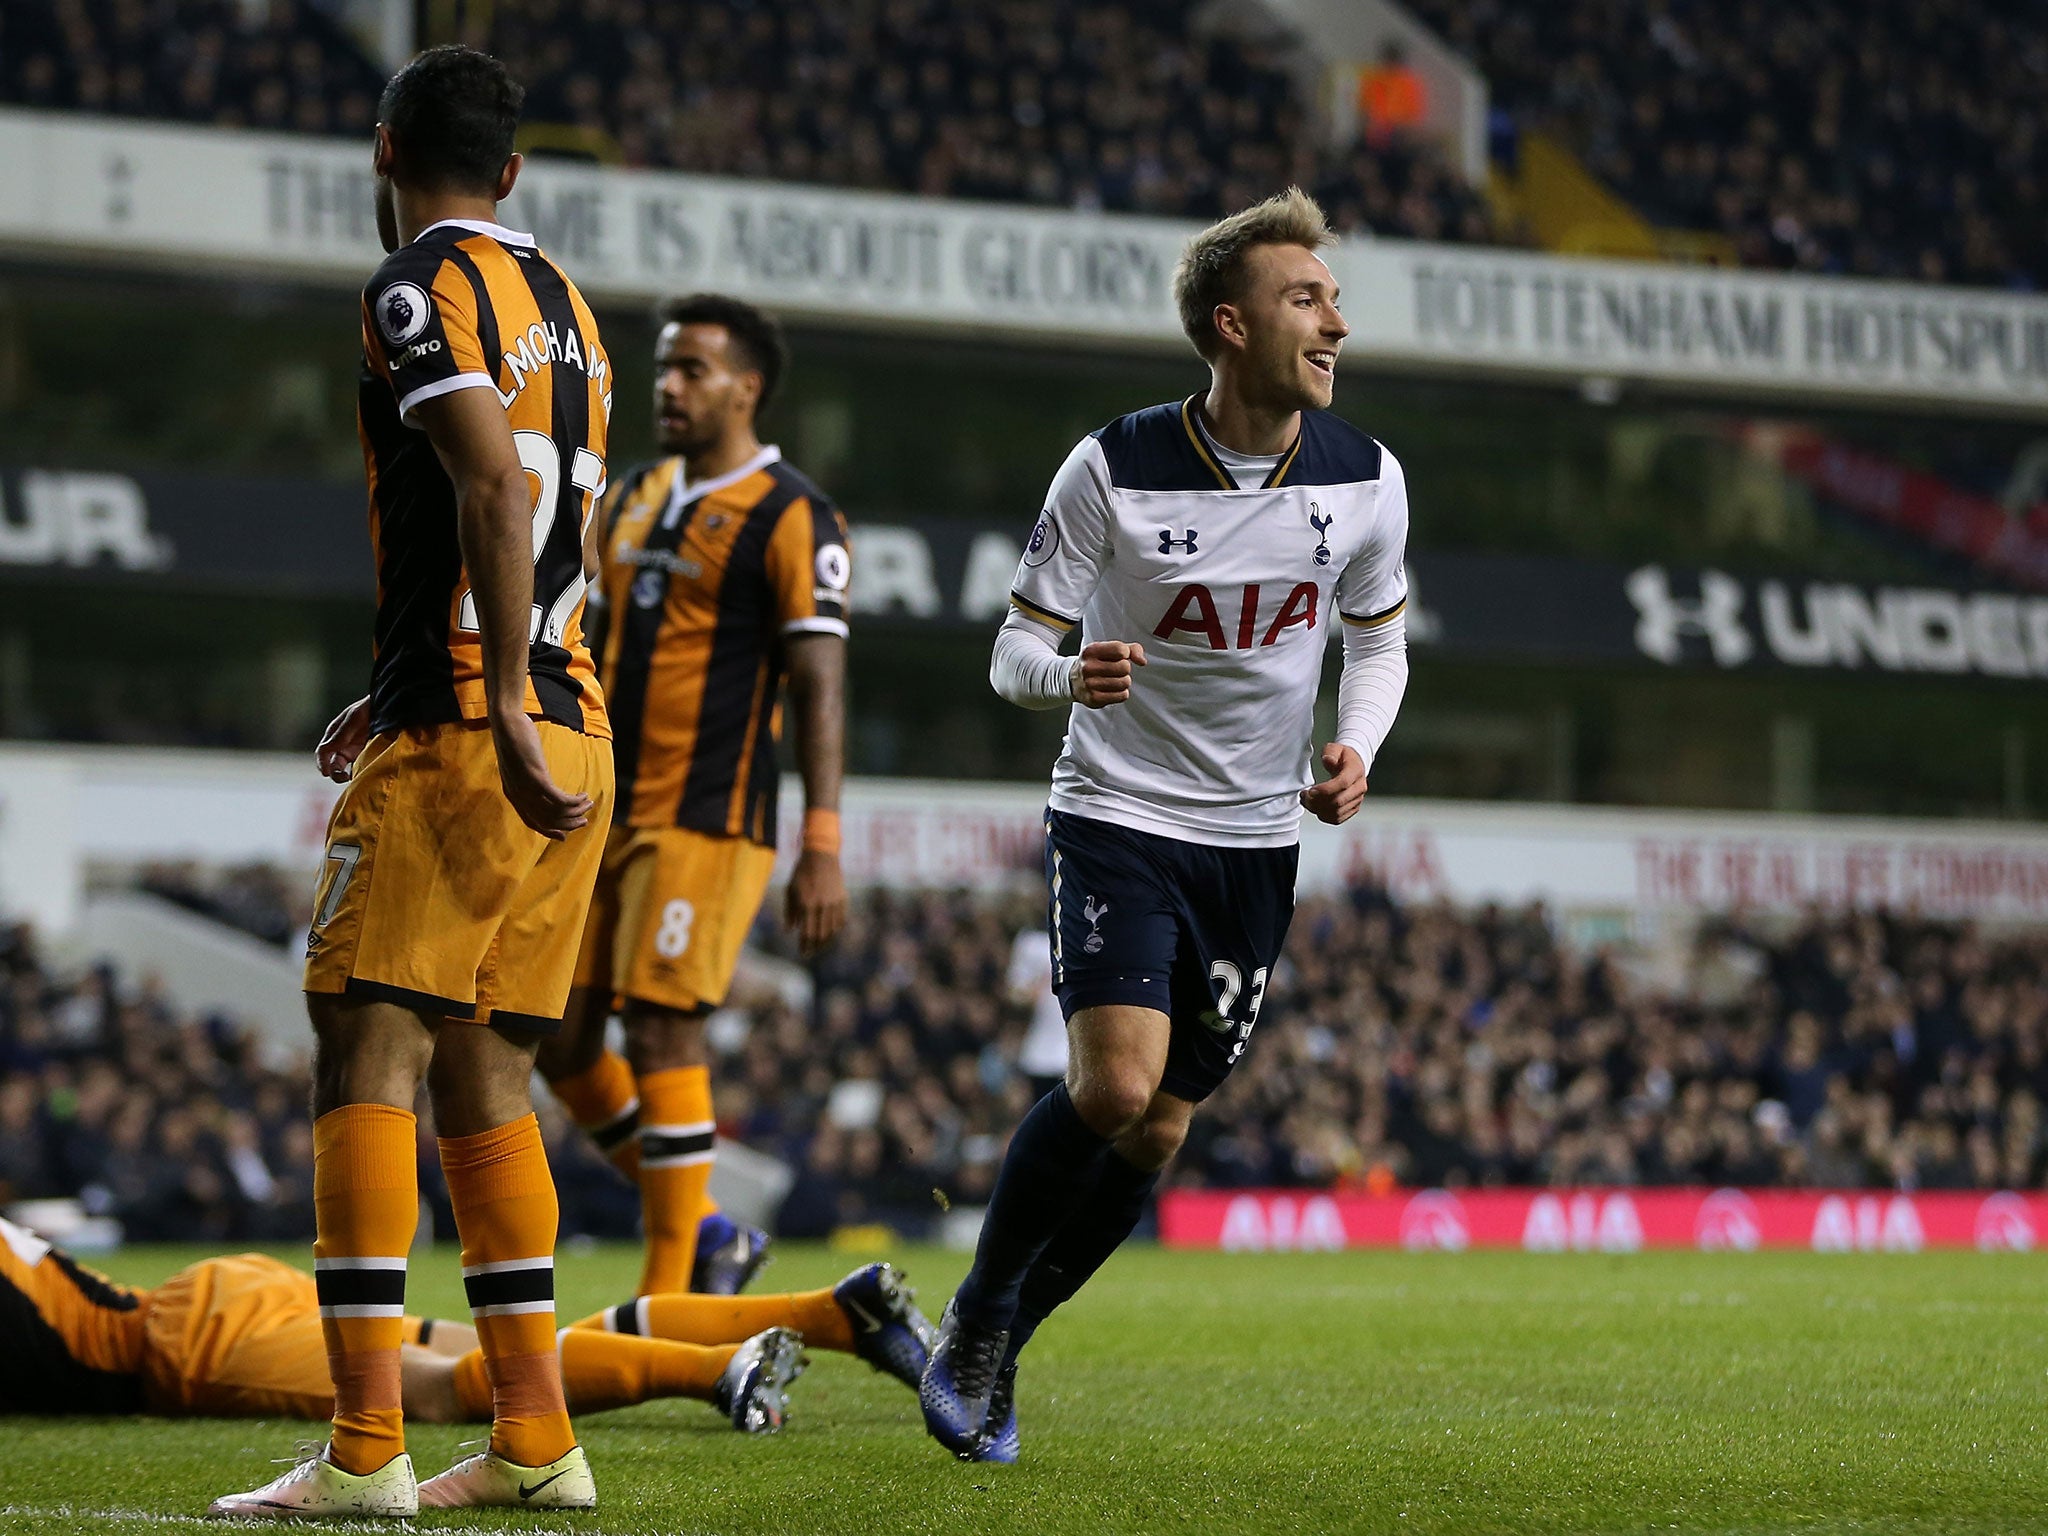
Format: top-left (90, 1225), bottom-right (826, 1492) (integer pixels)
top-left (139, 1254), bottom-right (334, 1421)
top-left (303, 719), bottom-right (615, 1031)
top-left (571, 825), bottom-right (779, 1014)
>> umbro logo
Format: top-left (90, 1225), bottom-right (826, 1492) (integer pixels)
top-left (1158, 529), bottom-right (1198, 555)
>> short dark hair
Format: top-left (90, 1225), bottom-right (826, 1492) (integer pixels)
top-left (378, 46), bottom-right (523, 194)
top-left (657, 294), bottom-right (788, 416)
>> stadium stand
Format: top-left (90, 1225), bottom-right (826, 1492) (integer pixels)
top-left (0, 0), bottom-right (384, 134)
top-left (1409, 0), bottom-right (2048, 288)
top-left (10, 885), bottom-right (2040, 1245)
top-left (0, 0), bottom-right (1492, 245)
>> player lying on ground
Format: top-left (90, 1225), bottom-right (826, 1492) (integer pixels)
top-left (921, 187), bottom-right (1409, 1463)
top-left (0, 1218), bottom-right (932, 1437)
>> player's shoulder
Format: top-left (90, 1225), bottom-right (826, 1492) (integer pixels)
top-left (1288, 409), bottom-right (1389, 487)
top-left (607, 458), bottom-right (673, 515)
top-left (762, 456), bottom-right (836, 515)
top-left (1087, 396), bottom-right (1231, 493)
top-left (362, 235), bottom-right (456, 304)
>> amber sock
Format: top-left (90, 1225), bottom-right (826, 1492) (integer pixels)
top-left (570, 1287), bottom-right (853, 1354)
top-left (549, 1051), bottom-right (641, 1182)
top-left (439, 1114), bottom-right (576, 1468)
top-left (634, 1066), bottom-right (715, 1295)
top-left (313, 1103), bottom-right (418, 1476)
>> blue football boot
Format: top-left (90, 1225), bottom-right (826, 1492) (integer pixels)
top-left (832, 1263), bottom-right (936, 1391)
top-left (969, 1360), bottom-right (1020, 1463)
top-left (918, 1300), bottom-right (1009, 1458)
top-left (692, 1211), bottom-right (772, 1295)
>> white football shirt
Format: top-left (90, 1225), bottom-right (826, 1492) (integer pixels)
top-left (1009, 396), bottom-right (1408, 847)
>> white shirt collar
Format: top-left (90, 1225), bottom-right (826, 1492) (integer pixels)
top-left (413, 217), bottom-right (537, 249)
top-left (662, 445), bottom-right (783, 527)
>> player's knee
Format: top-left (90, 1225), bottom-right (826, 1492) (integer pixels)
top-left (1068, 1071), bottom-right (1155, 1138)
top-left (622, 1003), bottom-right (709, 1072)
top-left (309, 998), bottom-right (432, 1116)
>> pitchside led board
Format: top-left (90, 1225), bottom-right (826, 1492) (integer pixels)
top-left (2, 465), bottom-right (2045, 685)
top-left (1159, 1186), bottom-right (2048, 1255)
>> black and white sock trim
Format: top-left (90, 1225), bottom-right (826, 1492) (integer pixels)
top-left (637, 1120), bottom-right (714, 1170)
top-left (599, 1296), bottom-right (653, 1336)
top-left (590, 1097), bottom-right (641, 1154)
top-left (314, 1256), bottom-right (407, 1320)
top-left (461, 1257), bottom-right (556, 1318)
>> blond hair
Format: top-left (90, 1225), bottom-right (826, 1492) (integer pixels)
top-left (1172, 187), bottom-right (1335, 359)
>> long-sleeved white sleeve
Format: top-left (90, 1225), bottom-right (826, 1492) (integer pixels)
top-left (1335, 612), bottom-right (1408, 769)
top-left (990, 608), bottom-right (1082, 709)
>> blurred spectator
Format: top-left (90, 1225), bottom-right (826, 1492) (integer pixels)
top-left (1357, 42), bottom-right (1427, 149)
top-left (1407, 0), bottom-right (2048, 288)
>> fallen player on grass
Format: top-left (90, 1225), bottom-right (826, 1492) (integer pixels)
top-left (0, 1217), bottom-right (931, 1436)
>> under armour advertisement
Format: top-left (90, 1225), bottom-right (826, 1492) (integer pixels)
top-left (3, 466), bottom-right (2042, 680)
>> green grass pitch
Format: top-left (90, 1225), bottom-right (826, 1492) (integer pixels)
top-left (2, 1241), bottom-right (2044, 1534)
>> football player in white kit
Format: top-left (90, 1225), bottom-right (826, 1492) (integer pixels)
top-left (920, 188), bottom-right (1410, 1461)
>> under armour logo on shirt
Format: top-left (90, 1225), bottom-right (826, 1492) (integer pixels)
top-left (1159, 529), bottom-right (1199, 555)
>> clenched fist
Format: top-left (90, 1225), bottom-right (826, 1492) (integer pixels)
top-left (1073, 640), bottom-right (1147, 708)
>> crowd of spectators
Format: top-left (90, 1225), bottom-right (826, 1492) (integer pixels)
top-left (10, 0), bottom-right (2047, 289)
top-left (0, 918), bottom-right (633, 1244)
top-left (0, 0), bottom-right (384, 137)
top-left (5, 884), bottom-right (2046, 1247)
top-left (739, 885), bottom-right (2048, 1222)
top-left (0, 0), bottom-right (1492, 247)
top-left (487, 0), bottom-right (1493, 242)
top-left (1410, 0), bottom-right (2048, 289)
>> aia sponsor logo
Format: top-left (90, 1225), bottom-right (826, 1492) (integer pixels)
top-left (1694, 1188), bottom-right (1761, 1252)
top-left (1399, 1189), bottom-right (1469, 1252)
top-left (1522, 1192), bottom-right (1643, 1252)
top-left (1217, 1194), bottom-right (1347, 1252)
top-left (1810, 1195), bottom-right (1924, 1252)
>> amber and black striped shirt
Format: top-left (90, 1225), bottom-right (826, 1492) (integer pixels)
top-left (357, 217), bottom-right (611, 740)
top-left (594, 449), bottom-right (849, 847)
top-left (0, 1216), bottom-right (144, 1414)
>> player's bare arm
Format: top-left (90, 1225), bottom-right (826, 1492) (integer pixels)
top-left (784, 631), bottom-right (848, 955)
top-left (1075, 639), bottom-right (1146, 708)
top-left (420, 384), bottom-right (593, 840)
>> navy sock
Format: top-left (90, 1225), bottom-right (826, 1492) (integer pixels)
top-left (952, 1083), bottom-right (1109, 1331)
top-left (1006, 1150), bottom-right (1161, 1362)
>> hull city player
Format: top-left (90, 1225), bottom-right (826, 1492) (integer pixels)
top-left (0, 1217), bottom-right (933, 1438)
top-left (217, 47), bottom-right (615, 1519)
top-left (537, 295), bottom-right (850, 1304)
top-left (920, 188), bottom-right (1410, 1462)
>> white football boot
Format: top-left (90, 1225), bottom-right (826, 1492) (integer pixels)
top-left (417, 1442), bottom-right (596, 1510)
top-left (207, 1443), bottom-right (418, 1520)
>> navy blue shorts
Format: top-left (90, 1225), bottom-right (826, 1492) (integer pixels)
top-left (1044, 809), bottom-right (1297, 1103)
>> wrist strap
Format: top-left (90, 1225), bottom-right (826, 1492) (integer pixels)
top-left (802, 807), bottom-right (842, 856)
